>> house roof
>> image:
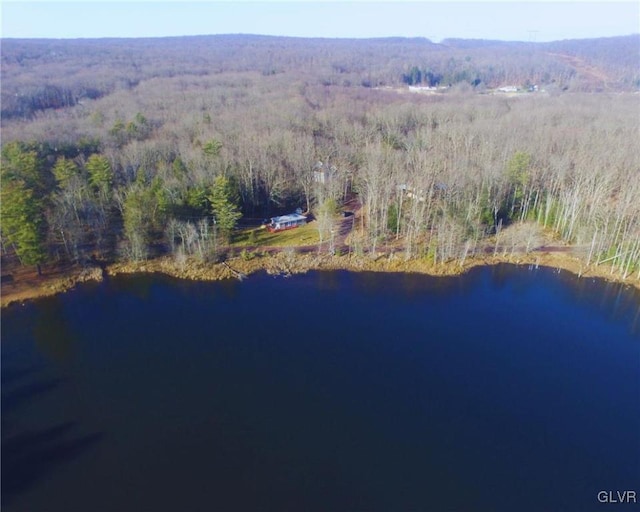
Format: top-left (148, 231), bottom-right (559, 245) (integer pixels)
top-left (270, 213), bottom-right (306, 223)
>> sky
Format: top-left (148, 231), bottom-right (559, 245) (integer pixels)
top-left (1, 1), bottom-right (638, 42)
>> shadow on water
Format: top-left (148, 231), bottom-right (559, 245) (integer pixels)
top-left (1, 366), bottom-right (105, 509)
top-left (1, 377), bottom-right (64, 415)
top-left (31, 299), bottom-right (75, 365)
top-left (1, 422), bottom-right (105, 507)
top-left (0, 365), bottom-right (41, 387)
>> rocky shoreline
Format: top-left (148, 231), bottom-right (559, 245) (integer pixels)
top-left (2, 249), bottom-right (638, 308)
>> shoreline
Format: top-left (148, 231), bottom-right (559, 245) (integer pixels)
top-left (2, 249), bottom-right (638, 308)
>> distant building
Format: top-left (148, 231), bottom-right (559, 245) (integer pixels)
top-left (497, 85), bottom-right (519, 93)
top-left (313, 161), bottom-right (337, 184)
top-left (398, 184), bottom-right (426, 202)
top-left (267, 213), bottom-right (307, 232)
top-left (408, 85), bottom-right (439, 92)
top-left (397, 182), bottom-right (447, 202)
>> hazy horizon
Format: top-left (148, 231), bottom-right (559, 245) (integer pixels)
top-left (1, 31), bottom-right (639, 43)
top-left (2, 1), bottom-right (639, 42)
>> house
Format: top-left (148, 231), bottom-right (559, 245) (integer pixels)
top-left (397, 182), bottom-right (448, 203)
top-left (313, 161), bottom-right (337, 184)
top-left (267, 213), bottom-right (307, 232)
top-left (398, 184), bottom-right (426, 202)
top-left (497, 85), bottom-right (519, 93)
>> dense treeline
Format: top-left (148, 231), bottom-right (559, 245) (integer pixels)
top-left (1, 35), bottom-right (639, 280)
top-left (2, 34), bottom-right (638, 119)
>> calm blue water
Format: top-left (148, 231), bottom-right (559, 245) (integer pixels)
top-left (2, 265), bottom-right (639, 512)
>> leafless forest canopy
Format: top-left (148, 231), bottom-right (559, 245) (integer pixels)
top-left (1, 34), bottom-right (639, 278)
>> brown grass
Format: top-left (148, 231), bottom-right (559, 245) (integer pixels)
top-left (2, 247), bottom-right (638, 309)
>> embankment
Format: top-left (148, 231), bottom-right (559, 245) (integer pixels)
top-left (2, 249), bottom-right (638, 308)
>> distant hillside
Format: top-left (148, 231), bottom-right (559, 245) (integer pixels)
top-left (545, 35), bottom-right (640, 89)
top-left (1, 34), bottom-right (638, 120)
top-left (441, 35), bottom-right (640, 90)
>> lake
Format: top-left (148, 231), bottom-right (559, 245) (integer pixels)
top-left (2, 265), bottom-right (639, 511)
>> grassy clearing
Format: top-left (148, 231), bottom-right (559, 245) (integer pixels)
top-left (232, 222), bottom-right (320, 247)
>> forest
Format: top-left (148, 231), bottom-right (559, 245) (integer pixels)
top-left (1, 34), bottom-right (639, 281)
